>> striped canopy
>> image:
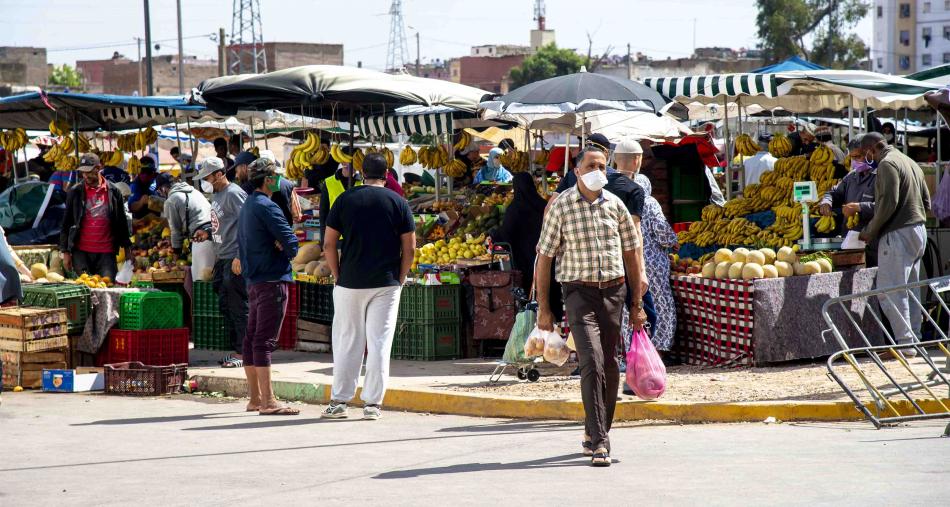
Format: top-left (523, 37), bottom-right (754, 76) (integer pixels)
top-left (0, 91), bottom-right (206, 130)
top-left (641, 74), bottom-right (779, 102)
top-left (357, 111), bottom-right (453, 138)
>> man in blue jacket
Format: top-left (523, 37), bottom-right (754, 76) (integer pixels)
top-left (237, 158), bottom-right (300, 415)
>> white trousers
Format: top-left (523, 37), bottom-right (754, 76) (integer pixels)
top-left (876, 224), bottom-right (927, 345)
top-left (330, 285), bottom-right (402, 405)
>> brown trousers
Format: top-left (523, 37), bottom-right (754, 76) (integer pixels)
top-left (562, 282), bottom-right (625, 450)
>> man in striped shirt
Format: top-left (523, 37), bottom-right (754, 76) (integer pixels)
top-left (536, 147), bottom-right (646, 467)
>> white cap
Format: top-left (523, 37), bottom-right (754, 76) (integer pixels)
top-left (258, 149), bottom-right (286, 174)
top-left (195, 157), bottom-right (225, 180)
top-left (614, 139), bottom-right (643, 155)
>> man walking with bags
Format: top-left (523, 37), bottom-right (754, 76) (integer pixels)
top-left (321, 153), bottom-right (415, 420)
top-left (536, 147), bottom-right (646, 467)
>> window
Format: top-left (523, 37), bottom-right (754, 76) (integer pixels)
top-left (946, 0), bottom-right (950, 10)
top-left (877, 57), bottom-right (884, 68)
top-left (945, 25), bottom-right (950, 39)
top-left (878, 5), bottom-right (883, 17)
top-left (900, 55), bottom-right (911, 70)
top-left (900, 3), bottom-right (911, 17)
top-left (943, 52), bottom-right (950, 63)
top-left (924, 26), bottom-right (933, 47)
top-left (925, 2), bottom-right (932, 13)
top-left (900, 30), bottom-right (911, 46)
top-left (923, 53), bottom-right (933, 66)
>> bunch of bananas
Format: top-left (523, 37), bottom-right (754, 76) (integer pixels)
top-left (701, 204), bottom-right (724, 222)
top-left (453, 130), bottom-right (473, 151)
top-left (42, 140), bottom-right (86, 170)
top-left (0, 128), bottom-right (28, 152)
top-left (846, 214), bottom-right (860, 229)
top-left (735, 134), bottom-right (759, 157)
top-left (809, 160), bottom-right (834, 182)
top-left (330, 143), bottom-right (353, 164)
top-left (533, 149), bottom-right (550, 167)
top-left (499, 150), bottom-right (530, 172)
top-left (101, 150), bottom-right (124, 167)
top-left (717, 217), bottom-right (762, 246)
top-left (773, 202), bottom-right (803, 222)
top-left (809, 145), bottom-right (834, 165)
top-left (774, 155), bottom-right (809, 180)
top-left (768, 133), bottom-right (792, 158)
top-left (381, 147), bottom-right (395, 169)
top-left (766, 217), bottom-right (804, 245)
top-left (400, 145), bottom-right (418, 165)
top-left (419, 145), bottom-right (449, 169)
top-left (116, 128), bottom-right (158, 152)
top-left (816, 178), bottom-right (837, 196)
top-left (815, 213), bottom-right (837, 233)
top-left (677, 220), bottom-right (718, 247)
top-left (49, 119), bottom-right (71, 137)
top-left (286, 132), bottom-right (327, 179)
top-left (444, 159), bottom-right (468, 178)
top-left (127, 156), bottom-right (142, 175)
top-left (723, 197), bottom-right (759, 218)
top-left (351, 148), bottom-right (365, 172)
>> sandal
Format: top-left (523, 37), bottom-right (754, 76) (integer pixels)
top-left (582, 439), bottom-right (593, 456)
top-left (259, 406), bottom-right (300, 416)
top-left (221, 355), bottom-right (244, 368)
top-left (591, 448), bottom-right (611, 467)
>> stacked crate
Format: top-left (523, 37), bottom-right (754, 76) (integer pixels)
top-left (21, 283), bottom-right (91, 335)
top-left (0, 307), bottom-right (70, 389)
top-left (393, 285), bottom-right (461, 361)
top-left (277, 282), bottom-right (300, 350)
top-left (99, 292), bottom-right (188, 366)
top-left (192, 281), bottom-right (232, 350)
top-left (297, 281), bottom-right (334, 353)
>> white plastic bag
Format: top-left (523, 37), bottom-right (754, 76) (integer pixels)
top-left (115, 260), bottom-right (134, 285)
top-left (529, 327), bottom-right (569, 367)
top-left (190, 240), bottom-right (216, 281)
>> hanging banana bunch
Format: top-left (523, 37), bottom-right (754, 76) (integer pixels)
top-left (400, 145), bottom-right (418, 166)
top-left (453, 130), bottom-right (472, 151)
top-left (735, 134), bottom-right (759, 157)
top-left (768, 133), bottom-right (792, 158)
top-left (533, 148), bottom-right (550, 167)
top-left (0, 128), bottom-right (28, 152)
top-left (127, 156), bottom-right (142, 176)
top-left (48, 119), bottom-right (71, 137)
top-left (330, 143), bottom-right (353, 164)
top-left (815, 213), bottom-right (837, 234)
top-left (381, 147), bottom-right (395, 169)
top-left (352, 148), bottom-right (365, 172)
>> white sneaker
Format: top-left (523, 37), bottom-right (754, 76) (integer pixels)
top-left (363, 405), bottom-right (382, 420)
top-left (321, 402), bottom-right (348, 419)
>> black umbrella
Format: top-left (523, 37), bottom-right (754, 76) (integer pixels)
top-left (480, 69), bottom-right (676, 116)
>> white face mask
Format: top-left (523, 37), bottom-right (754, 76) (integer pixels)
top-left (580, 169), bottom-right (608, 192)
top-left (200, 180), bottom-right (214, 193)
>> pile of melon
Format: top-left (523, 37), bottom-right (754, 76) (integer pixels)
top-left (700, 246), bottom-right (832, 280)
top-left (291, 242), bottom-right (331, 278)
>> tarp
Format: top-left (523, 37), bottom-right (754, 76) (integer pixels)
top-left (752, 56), bottom-right (826, 73)
top-left (0, 91), bottom-right (206, 130)
top-left (358, 111), bottom-right (453, 138)
top-left (193, 65), bottom-right (492, 118)
top-left (640, 70), bottom-right (941, 113)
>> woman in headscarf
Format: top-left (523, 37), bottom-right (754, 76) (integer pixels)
top-left (490, 172), bottom-right (546, 294)
top-left (634, 173), bottom-right (678, 352)
top-left (473, 147), bottom-right (513, 185)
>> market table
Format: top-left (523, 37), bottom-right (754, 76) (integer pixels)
top-left (671, 268), bottom-right (882, 366)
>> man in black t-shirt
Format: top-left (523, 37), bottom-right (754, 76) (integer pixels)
top-left (321, 153), bottom-right (415, 421)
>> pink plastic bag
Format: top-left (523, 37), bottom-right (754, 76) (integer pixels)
top-left (625, 328), bottom-right (667, 400)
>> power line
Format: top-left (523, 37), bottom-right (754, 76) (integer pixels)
top-left (47, 33), bottom-right (216, 53)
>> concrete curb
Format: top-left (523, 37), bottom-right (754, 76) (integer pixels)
top-left (190, 374), bottom-right (950, 423)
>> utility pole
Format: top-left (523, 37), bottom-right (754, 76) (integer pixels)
top-left (218, 28), bottom-right (226, 76)
top-left (416, 32), bottom-right (421, 76)
top-left (693, 19), bottom-right (697, 55)
top-left (176, 0), bottom-right (184, 94)
top-left (143, 0), bottom-right (154, 95)
top-left (135, 37), bottom-right (143, 96)
top-left (229, 0), bottom-right (267, 75)
top-left (386, 0), bottom-right (410, 72)
top-left (626, 43), bottom-right (632, 80)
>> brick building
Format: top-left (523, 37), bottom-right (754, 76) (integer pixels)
top-left (98, 55), bottom-right (219, 95)
top-left (0, 46), bottom-right (48, 87)
top-left (77, 52), bottom-right (132, 94)
top-left (450, 53), bottom-right (528, 94)
top-left (227, 42), bottom-right (344, 73)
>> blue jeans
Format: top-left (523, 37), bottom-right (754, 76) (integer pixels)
top-left (643, 290), bottom-right (658, 338)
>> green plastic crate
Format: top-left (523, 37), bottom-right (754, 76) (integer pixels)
top-left (21, 283), bottom-right (91, 334)
top-left (192, 281), bottom-right (221, 317)
top-left (192, 315), bottom-right (233, 350)
top-left (392, 320), bottom-right (460, 361)
top-left (398, 285), bottom-right (460, 322)
top-left (130, 280), bottom-right (154, 288)
top-left (119, 292), bottom-right (183, 330)
top-left (299, 282), bottom-right (334, 323)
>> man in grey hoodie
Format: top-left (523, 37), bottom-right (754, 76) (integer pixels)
top-left (157, 173), bottom-right (212, 256)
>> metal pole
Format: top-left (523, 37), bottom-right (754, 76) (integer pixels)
top-left (563, 131), bottom-right (570, 177)
top-left (173, 111), bottom-right (183, 158)
top-left (903, 107), bottom-right (909, 155)
top-left (626, 43), bottom-right (632, 80)
top-left (847, 97), bottom-right (854, 141)
top-left (143, 0), bottom-right (154, 95)
top-left (348, 111), bottom-right (355, 188)
top-left (445, 132), bottom-right (453, 197)
top-left (723, 96), bottom-right (731, 200)
top-left (136, 38), bottom-right (143, 95)
top-left (938, 113), bottom-right (943, 187)
top-left (71, 109), bottom-right (80, 158)
top-left (263, 119), bottom-right (269, 150)
top-left (21, 146), bottom-right (29, 182)
top-left (176, 0), bottom-right (184, 94)
top-left (415, 32), bottom-right (421, 77)
top-left (218, 28), bottom-right (226, 77)
top-left (580, 112), bottom-right (586, 146)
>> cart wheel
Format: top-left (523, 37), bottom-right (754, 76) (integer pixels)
top-left (527, 369), bottom-right (541, 382)
top-left (516, 368), bottom-right (528, 380)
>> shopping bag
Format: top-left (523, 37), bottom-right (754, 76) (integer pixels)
top-left (115, 260), bottom-right (134, 285)
top-left (536, 327), bottom-right (569, 366)
top-left (503, 308), bottom-right (536, 363)
top-left (625, 328), bottom-right (667, 400)
top-left (190, 240), bottom-right (216, 281)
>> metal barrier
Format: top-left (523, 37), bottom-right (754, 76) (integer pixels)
top-left (822, 275), bottom-right (950, 434)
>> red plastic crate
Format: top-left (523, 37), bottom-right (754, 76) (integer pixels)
top-left (672, 222), bottom-right (694, 233)
top-left (97, 328), bottom-right (190, 366)
top-left (286, 282), bottom-right (299, 318)
top-left (278, 314), bottom-right (298, 350)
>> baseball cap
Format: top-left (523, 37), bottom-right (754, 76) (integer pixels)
top-left (195, 157), bottom-right (225, 180)
top-left (587, 133), bottom-right (613, 152)
top-left (257, 149), bottom-right (285, 174)
top-left (248, 157), bottom-right (277, 178)
top-left (155, 172), bottom-right (175, 188)
top-left (233, 150), bottom-right (257, 167)
top-left (76, 153), bottom-right (100, 173)
top-left (614, 139), bottom-right (643, 155)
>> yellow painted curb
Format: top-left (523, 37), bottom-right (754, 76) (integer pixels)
top-left (196, 374), bottom-right (950, 423)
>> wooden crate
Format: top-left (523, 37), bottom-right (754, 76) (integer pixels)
top-left (297, 319), bottom-right (331, 344)
top-left (0, 307), bottom-right (67, 327)
top-left (0, 307), bottom-right (69, 353)
top-left (0, 335), bottom-right (69, 353)
top-left (2, 348), bottom-right (68, 389)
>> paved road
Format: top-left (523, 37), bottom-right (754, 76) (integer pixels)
top-left (1, 392), bottom-right (947, 506)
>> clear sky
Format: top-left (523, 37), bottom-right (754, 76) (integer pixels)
top-left (0, 0), bottom-right (873, 71)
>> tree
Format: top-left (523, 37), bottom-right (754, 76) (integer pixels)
top-left (48, 64), bottom-right (83, 89)
top-left (509, 44), bottom-right (586, 88)
top-left (755, 0), bottom-right (869, 69)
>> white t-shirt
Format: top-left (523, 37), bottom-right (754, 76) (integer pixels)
top-left (743, 151), bottom-right (777, 186)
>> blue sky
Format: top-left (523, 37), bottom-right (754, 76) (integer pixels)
top-left (0, 0), bottom-right (873, 70)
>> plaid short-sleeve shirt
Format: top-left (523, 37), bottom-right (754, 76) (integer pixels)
top-left (537, 185), bottom-right (641, 283)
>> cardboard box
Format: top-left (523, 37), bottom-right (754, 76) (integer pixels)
top-left (42, 367), bottom-right (104, 392)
